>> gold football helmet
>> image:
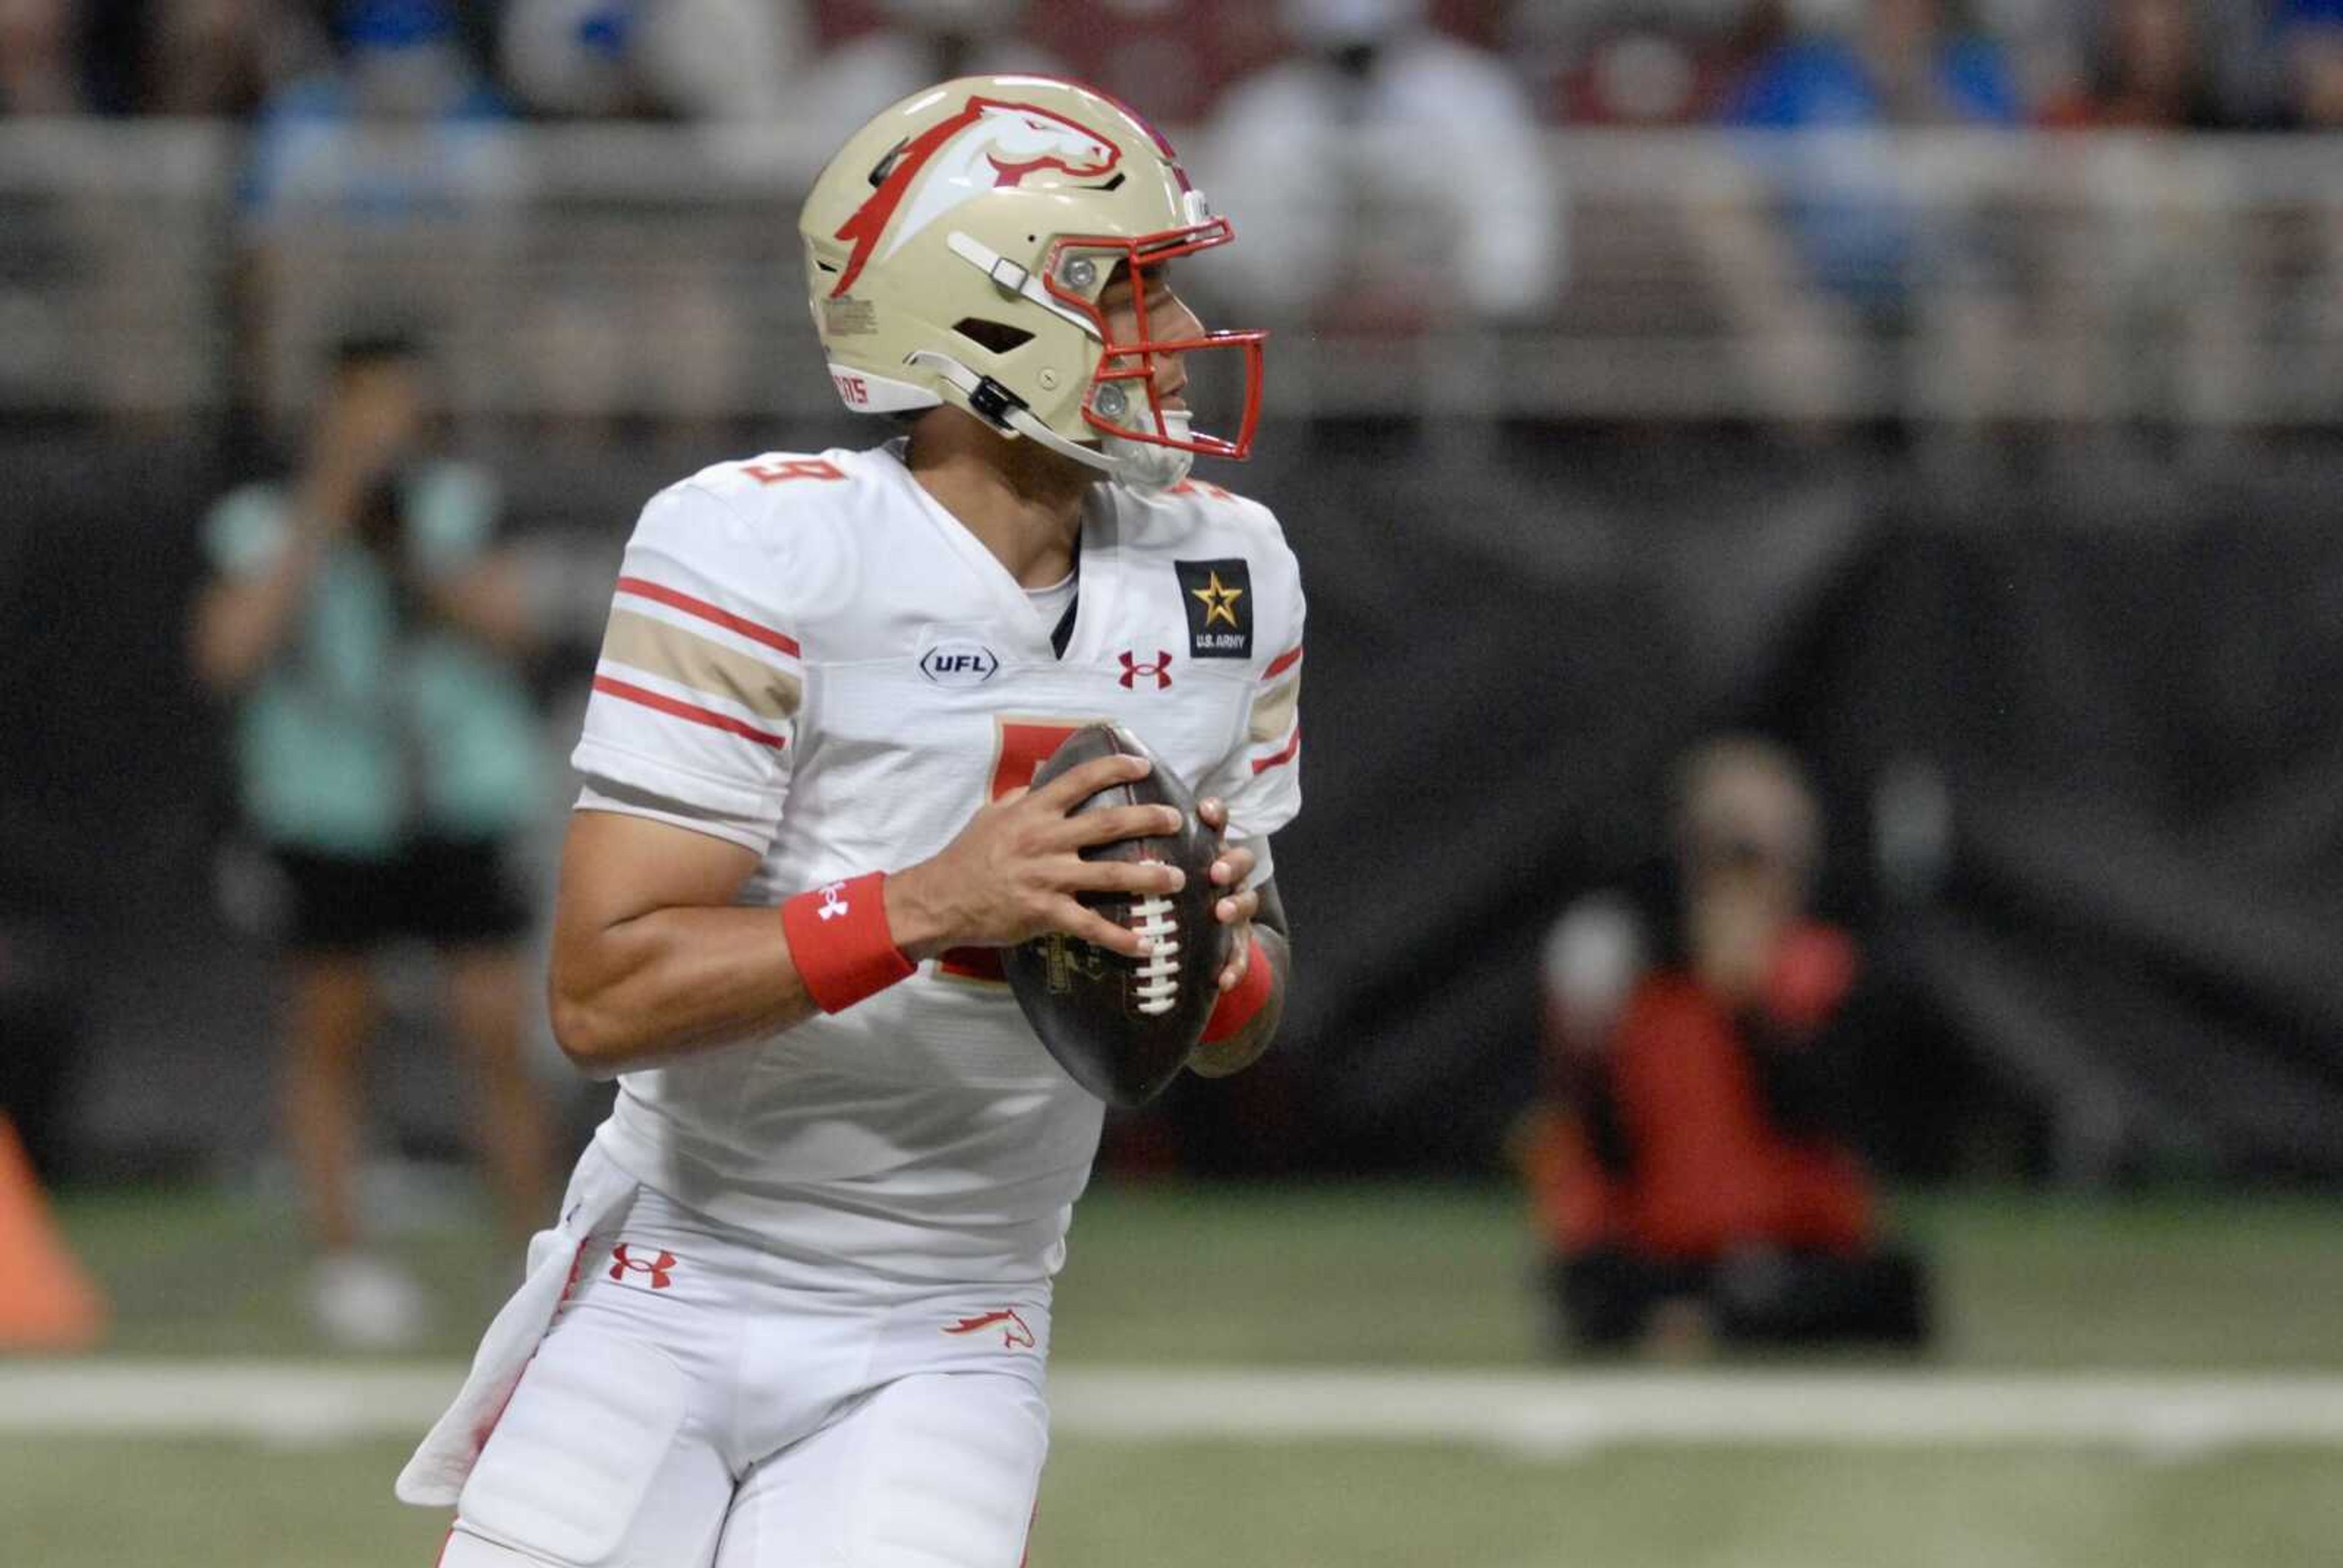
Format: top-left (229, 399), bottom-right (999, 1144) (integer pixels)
top-left (800, 76), bottom-right (1265, 491)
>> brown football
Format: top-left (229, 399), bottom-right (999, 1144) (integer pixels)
top-left (1002, 724), bottom-right (1228, 1107)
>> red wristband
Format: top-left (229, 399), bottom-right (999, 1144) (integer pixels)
top-left (1200, 933), bottom-right (1273, 1044)
top-left (782, 872), bottom-right (915, 1014)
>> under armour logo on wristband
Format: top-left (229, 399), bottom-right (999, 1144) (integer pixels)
top-left (784, 870), bottom-right (914, 1013)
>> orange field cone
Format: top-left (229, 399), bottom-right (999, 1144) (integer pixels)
top-left (0, 1112), bottom-right (106, 1351)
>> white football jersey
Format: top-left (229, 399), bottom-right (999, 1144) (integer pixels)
top-left (572, 439), bottom-right (1304, 1285)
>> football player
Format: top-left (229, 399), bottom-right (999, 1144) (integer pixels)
top-left (400, 77), bottom-right (1304, 1567)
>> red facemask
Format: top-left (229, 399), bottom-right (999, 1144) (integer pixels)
top-left (1042, 217), bottom-right (1267, 464)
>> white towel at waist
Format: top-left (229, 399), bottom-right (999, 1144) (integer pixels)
top-left (395, 1143), bottom-right (639, 1506)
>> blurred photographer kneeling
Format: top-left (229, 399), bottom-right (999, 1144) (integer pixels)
top-left (1521, 738), bottom-right (1932, 1357)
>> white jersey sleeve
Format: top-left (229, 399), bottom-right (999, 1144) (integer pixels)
top-left (572, 480), bottom-right (805, 851)
top-left (1191, 513), bottom-right (1305, 890)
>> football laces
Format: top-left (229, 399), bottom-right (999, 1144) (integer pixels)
top-left (1128, 894), bottom-right (1181, 1015)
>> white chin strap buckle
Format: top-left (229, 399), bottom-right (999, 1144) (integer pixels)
top-left (1103, 411), bottom-right (1194, 492)
top-left (903, 350), bottom-right (1195, 492)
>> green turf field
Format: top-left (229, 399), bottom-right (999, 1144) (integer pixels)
top-left (48, 1180), bottom-right (2343, 1368)
top-left (8, 1433), bottom-right (2337, 1568)
top-left (5, 1181), bottom-right (2340, 1566)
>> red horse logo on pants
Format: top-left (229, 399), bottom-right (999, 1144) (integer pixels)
top-left (943, 1308), bottom-right (1036, 1350)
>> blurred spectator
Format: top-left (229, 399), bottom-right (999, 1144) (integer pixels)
top-left (1722, 0), bottom-right (2021, 292)
top-left (240, 0), bottom-right (519, 433)
top-left (1511, 0), bottom-right (1743, 127)
top-left (498, 0), bottom-right (812, 121)
top-left (1, 0), bottom-right (88, 114)
top-left (189, 331), bottom-right (554, 1350)
top-left (137, 0), bottom-right (325, 119)
top-left (494, 1), bottom-right (813, 431)
top-left (797, 0), bottom-right (1065, 149)
top-left (1517, 738), bottom-right (1931, 1356)
top-left (1690, 0), bottom-right (2025, 432)
top-left (2278, 0), bottom-right (2343, 127)
top-left (1203, 0), bottom-right (1564, 328)
top-left (1024, 0), bottom-right (1282, 124)
top-left (2031, 2), bottom-right (2259, 436)
top-left (241, 0), bottom-right (513, 217)
top-left (2038, 0), bottom-right (2231, 129)
top-left (2273, 0), bottom-right (2343, 435)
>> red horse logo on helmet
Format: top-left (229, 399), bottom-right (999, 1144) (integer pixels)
top-left (832, 96), bottom-right (1122, 298)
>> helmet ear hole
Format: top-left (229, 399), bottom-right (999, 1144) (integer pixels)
top-left (952, 318), bottom-right (1036, 355)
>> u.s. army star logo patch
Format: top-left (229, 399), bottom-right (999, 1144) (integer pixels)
top-left (1174, 558), bottom-right (1253, 659)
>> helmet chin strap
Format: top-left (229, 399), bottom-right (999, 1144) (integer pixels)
top-left (904, 350), bottom-right (1194, 494)
top-left (1101, 415), bottom-right (1195, 492)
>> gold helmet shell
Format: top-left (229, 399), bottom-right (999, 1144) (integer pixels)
top-left (799, 76), bottom-right (1265, 489)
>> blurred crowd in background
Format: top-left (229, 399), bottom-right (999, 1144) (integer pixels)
top-left (13, 0), bottom-right (2343, 441)
top-left (10, 0), bottom-right (2343, 134)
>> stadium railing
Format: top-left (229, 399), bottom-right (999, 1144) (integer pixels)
top-left (3, 121), bottom-right (2342, 429)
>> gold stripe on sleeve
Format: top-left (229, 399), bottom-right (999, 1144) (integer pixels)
top-left (1248, 676), bottom-right (1300, 744)
top-left (600, 608), bottom-right (803, 721)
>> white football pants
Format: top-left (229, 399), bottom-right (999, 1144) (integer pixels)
top-left (435, 1182), bottom-right (1052, 1568)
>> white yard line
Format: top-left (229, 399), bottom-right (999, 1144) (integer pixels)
top-left (0, 1362), bottom-right (2339, 1456)
top-left (1048, 1369), bottom-right (2343, 1458)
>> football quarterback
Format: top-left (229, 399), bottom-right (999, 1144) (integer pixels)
top-left (404, 77), bottom-right (1304, 1568)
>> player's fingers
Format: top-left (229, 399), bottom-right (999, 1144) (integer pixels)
top-left (1050, 896), bottom-right (1150, 958)
top-left (1210, 842), bottom-right (1256, 887)
top-left (1059, 802), bottom-right (1184, 849)
top-left (1218, 926), bottom-right (1252, 990)
top-left (1198, 795), bottom-right (1229, 832)
top-left (1214, 884), bottom-right (1259, 927)
top-left (1057, 855), bottom-right (1185, 896)
top-left (1033, 753), bottom-right (1150, 811)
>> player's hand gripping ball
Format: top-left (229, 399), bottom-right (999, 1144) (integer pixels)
top-left (1002, 724), bottom-right (1229, 1107)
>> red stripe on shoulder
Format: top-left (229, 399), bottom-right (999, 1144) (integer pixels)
top-left (592, 675), bottom-right (787, 749)
top-left (1250, 724), bottom-right (1301, 775)
top-left (1262, 644), bottom-right (1303, 681)
top-left (615, 577), bottom-right (801, 658)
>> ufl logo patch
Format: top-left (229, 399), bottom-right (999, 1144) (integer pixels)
top-left (1174, 558), bottom-right (1253, 660)
top-left (920, 640), bottom-right (1000, 685)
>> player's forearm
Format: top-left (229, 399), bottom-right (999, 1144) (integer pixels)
top-left (1187, 924), bottom-right (1290, 1078)
top-left (549, 904), bottom-right (822, 1077)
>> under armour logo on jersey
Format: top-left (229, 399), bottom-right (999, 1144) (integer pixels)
top-left (1118, 650), bottom-right (1174, 690)
top-left (816, 882), bottom-right (850, 921)
top-left (609, 1244), bottom-right (677, 1290)
top-left (943, 1307), bottom-right (1037, 1350)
